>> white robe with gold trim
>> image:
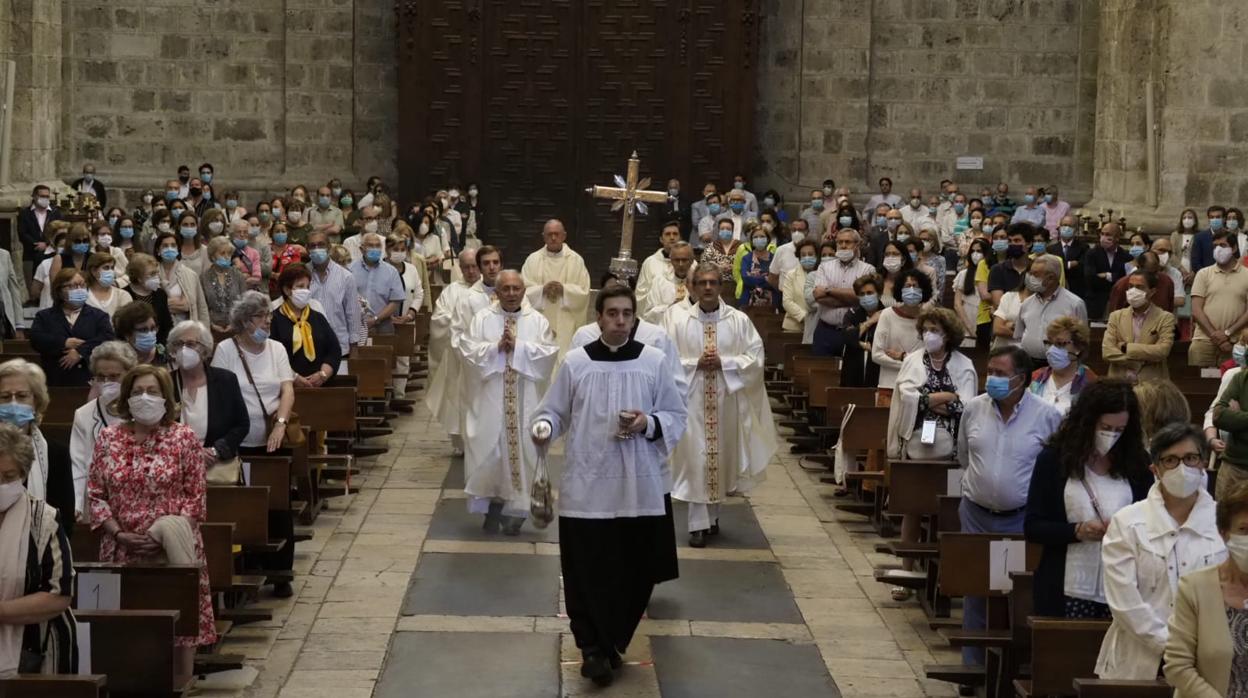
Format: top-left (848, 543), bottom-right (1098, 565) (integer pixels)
top-left (521, 245), bottom-right (591, 361)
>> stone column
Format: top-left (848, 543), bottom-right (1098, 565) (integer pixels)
top-left (0, 0), bottom-right (66, 208)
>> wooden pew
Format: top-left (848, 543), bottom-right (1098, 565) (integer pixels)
top-left (875, 458), bottom-right (961, 611)
top-left (836, 406), bottom-right (891, 530)
top-left (1073, 679), bottom-right (1172, 698)
top-left (74, 562), bottom-right (200, 638)
top-left (0, 675), bottom-right (108, 698)
top-left (206, 486), bottom-right (273, 552)
top-left (1013, 619), bottom-right (1111, 698)
top-left (294, 385), bottom-right (361, 507)
top-left (73, 609), bottom-right (186, 697)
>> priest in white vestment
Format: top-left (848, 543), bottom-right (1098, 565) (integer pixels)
top-left (458, 270), bottom-right (558, 534)
top-left (641, 241), bottom-right (696, 325)
top-left (663, 263), bottom-right (777, 547)
top-left (521, 219), bottom-right (591, 362)
top-left (532, 285), bottom-right (688, 687)
top-left (423, 249), bottom-right (480, 454)
top-left (634, 221), bottom-right (684, 317)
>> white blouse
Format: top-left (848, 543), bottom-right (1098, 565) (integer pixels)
top-left (1063, 468), bottom-right (1134, 603)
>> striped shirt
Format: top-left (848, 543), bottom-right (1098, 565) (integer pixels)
top-left (309, 261), bottom-right (363, 352)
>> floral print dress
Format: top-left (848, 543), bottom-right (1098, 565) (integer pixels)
top-left (87, 422), bottom-right (216, 647)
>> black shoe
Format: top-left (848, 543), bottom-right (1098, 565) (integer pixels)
top-left (483, 513), bottom-right (501, 534)
top-left (581, 653), bottom-right (614, 686)
top-left (608, 652), bottom-right (623, 670)
top-left (272, 581), bottom-right (293, 598)
top-left (502, 517), bottom-right (524, 536)
top-left (689, 530), bottom-right (707, 548)
top-left (958, 685), bottom-right (976, 697)
top-left (709, 519), bottom-right (720, 536)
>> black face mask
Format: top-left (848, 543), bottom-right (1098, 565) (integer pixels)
top-left (189, 187), bottom-right (202, 198)
top-left (1005, 244), bottom-right (1026, 259)
top-left (179, 173), bottom-right (190, 183)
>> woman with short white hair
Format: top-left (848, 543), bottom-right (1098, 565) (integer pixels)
top-left (167, 321), bottom-right (249, 472)
top-left (200, 236), bottom-right (247, 336)
top-left (69, 341), bottom-right (137, 519)
top-left (0, 359), bottom-right (73, 532)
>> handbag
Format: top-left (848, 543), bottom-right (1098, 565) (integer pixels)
top-left (530, 448), bottom-right (554, 529)
top-left (234, 341), bottom-right (306, 448)
top-left (206, 455), bottom-right (243, 485)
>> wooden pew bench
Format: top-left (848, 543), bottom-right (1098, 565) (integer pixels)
top-left (1073, 679), bottom-right (1172, 698)
top-left (73, 562), bottom-right (201, 639)
top-left (74, 609), bottom-right (188, 697)
top-left (1013, 618), bottom-right (1111, 698)
top-left (0, 674), bottom-right (108, 697)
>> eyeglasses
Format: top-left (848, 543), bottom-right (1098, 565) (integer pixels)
top-left (1042, 339), bottom-right (1075, 349)
top-left (168, 340), bottom-right (202, 351)
top-left (1158, 454), bottom-right (1205, 469)
top-left (0, 391), bottom-right (32, 402)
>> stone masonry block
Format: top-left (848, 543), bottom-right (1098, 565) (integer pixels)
top-left (78, 61), bottom-right (119, 84)
top-left (213, 118), bottom-right (267, 142)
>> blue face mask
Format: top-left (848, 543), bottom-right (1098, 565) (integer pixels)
top-left (214, 257), bottom-right (231, 269)
top-left (107, 216), bottom-right (118, 227)
top-left (1129, 245), bottom-right (1145, 258)
top-left (0, 402), bottom-right (35, 428)
top-left (200, 173), bottom-right (213, 184)
top-left (900, 286), bottom-right (923, 306)
top-left (71, 242), bottom-right (90, 255)
top-left (751, 237), bottom-right (768, 250)
top-left (119, 226), bottom-right (134, 239)
top-left (908, 251), bottom-right (919, 262)
top-left (859, 293), bottom-right (880, 311)
top-left (341, 197), bottom-right (353, 207)
top-left (728, 202), bottom-right (745, 214)
top-left (838, 215), bottom-right (853, 227)
top-left (365, 248), bottom-right (384, 264)
top-left (1044, 194), bottom-right (1054, 204)
top-left (953, 203), bottom-right (965, 215)
top-left (896, 233), bottom-right (910, 243)
top-left (1059, 226), bottom-right (1075, 240)
top-left (99, 270), bottom-right (115, 286)
top-left (226, 199), bottom-right (238, 209)
top-left (309, 248), bottom-right (329, 265)
top-left (160, 248), bottom-right (179, 262)
top-left (165, 191), bottom-right (178, 201)
top-left (273, 232), bottom-right (288, 245)
top-left (717, 229), bottom-right (733, 242)
top-left (812, 199), bottom-right (824, 211)
top-left (1023, 194), bottom-right (1036, 204)
top-left (991, 239), bottom-right (1008, 253)
top-left (202, 190), bottom-right (212, 201)
top-left (1032, 241), bottom-right (1046, 254)
top-left (134, 330), bottom-right (157, 352)
top-left (251, 327), bottom-right (269, 344)
top-left (66, 288), bottom-right (88, 307)
top-left (985, 374), bottom-right (1017, 401)
top-left (232, 238), bottom-right (248, 250)
top-left (1235, 345), bottom-right (1248, 366)
top-left (1211, 217), bottom-right (1225, 231)
top-left (708, 203), bottom-right (722, 216)
top-left (179, 226), bottom-right (197, 238)
top-left (799, 256), bottom-right (818, 270)
top-left (259, 212), bottom-right (272, 223)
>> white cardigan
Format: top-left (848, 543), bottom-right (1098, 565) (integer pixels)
top-left (885, 349), bottom-right (978, 459)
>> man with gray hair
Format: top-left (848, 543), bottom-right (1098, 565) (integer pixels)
top-left (1013, 253), bottom-right (1088, 362)
top-left (349, 232), bottom-right (406, 337)
top-left (806, 228), bottom-right (875, 359)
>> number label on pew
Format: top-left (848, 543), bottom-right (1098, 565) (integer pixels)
top-left (1202, 368), bottom-right (1221, 379)
top-left (242, 461), bottom-right (252, 486)
top-left (945, 469), bottom-right (963, 496)
top-left (76, 621), bottom-right (92, 674)
top-left (988, 539), bottom-right (1027, 592)
top-left (76, 572), bottom-right (121, 610)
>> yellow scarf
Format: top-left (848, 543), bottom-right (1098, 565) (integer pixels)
top-left (280, 301), bottom-right (316, 361)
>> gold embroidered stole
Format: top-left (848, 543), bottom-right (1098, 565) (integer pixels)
top-left (702, 317), bottom-right (720, 501)
top-left (502, 314), bottom-right (521, 491)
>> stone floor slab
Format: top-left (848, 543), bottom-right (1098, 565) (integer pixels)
top-left (671, 500), bottom-right (771, 549)
top-left (401, 552), bottom-right (561, 617)
top-left (374, 632), bottom-right (559, 698)
top-left (651, 636), bottom-right (838, 698)
top-left (647, 559), bottom-right (804, 624)
top-left (427, 497), bottom-right (560, 543)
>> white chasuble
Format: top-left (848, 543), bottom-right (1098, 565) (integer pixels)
top-left (663, 302), bottom-right (776, 504)
top-left (641, 273), bottom-right (690, 325)
top-left (423, 280), bottom-right (471, 428)
top-left (521, 245), bottom-right (591, 361)
top-left (458, 304), bottom-right (558, 514)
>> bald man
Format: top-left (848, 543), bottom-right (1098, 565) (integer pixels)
top-left (425, 249), bottom-right (483, 454)
top-left (521, 219), bottom-right (592, 362)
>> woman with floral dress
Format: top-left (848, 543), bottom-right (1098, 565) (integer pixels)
top-left (88, 364), bottom-right (214, 689)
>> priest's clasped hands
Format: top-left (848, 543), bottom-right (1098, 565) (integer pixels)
top-left (543, 280), bottom-right (564, 302)
top-left (697, 349), bottom-right (721, 371)
top-left (497, 327), bottom-right (516, 353)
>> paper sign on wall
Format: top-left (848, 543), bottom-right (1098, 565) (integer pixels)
top-left (76, 572), bottom-right (121, 611)
top-left (989, 539), bottom-right (1027, 592)
top-left (76, 622), bottom-right (91, 675)
top-left (946, 469), bottom-right (964, 496)
top-left (955, 156), bottom-right (984, 170)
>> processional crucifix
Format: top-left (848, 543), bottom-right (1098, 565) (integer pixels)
top-left (586, 152), bottom-right (669, 281)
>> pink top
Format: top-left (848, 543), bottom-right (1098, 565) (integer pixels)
top-left (233, 245), bottom-right (262, 284)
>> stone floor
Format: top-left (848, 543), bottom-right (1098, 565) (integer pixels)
top-left (194, 401), bottom-right (960, 698)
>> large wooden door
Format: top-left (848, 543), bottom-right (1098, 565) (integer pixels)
top-left (397, 0), bottom-right (759, 277)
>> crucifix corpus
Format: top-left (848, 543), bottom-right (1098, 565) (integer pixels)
top-left (586, 151), bottom-right (669, 281)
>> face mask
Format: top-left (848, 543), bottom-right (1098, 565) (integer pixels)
top-left (821, 256), bottom-right (836, 265)
top-left (811, 199), bottom-right (824, 211)
top-left (1156, 251), bottom-right (1170, 267)
top-left (1182, 217), bottom-right (1196, 230)
top-left (273, 207), bottom-right (283, 217)
top-left (97, 234), bottom-right (112, 248)
top-left (953, 203), bottom-right (965, 215)
top-left (1095, 429), bottom-right (1122, 456)
top-left (119, 226), bottom-right (134, 239)
top-left (144, 276), bottom-right (161, 292)
top-left (386, 250), bottom-right (408, 265)
top-left (365, 248), bottom-right (384, 264)
top-left (752, 237), bottom-right (768, 250)
top-left (763, 197), bottom-right (775, 207)
top-left (332, 187), bottom-right (343, 198)
top-left (468, 187), bottom-right (478, 197)
top-left (189, 187), bottom-right (202, 198)
top-left (1129, 245), bottom-right (1144, 258)
top-left (991, 239), bottom-right (1007, 254)
top-left (341, 196), bottom-right (354, 207)
top-left (791, 231), bottom-right (805, 244)
top-left (66, 288), bottom-right (88, 306)
top-left (835, 249), bottom-right (855, 263)
top-left (1160, 464), bottom-right (1205, 499)
top-left (289, 211), bottom-right (303, 224)
top-left (733, 181), bottom-right (745, 190)
top-left (1032, 241), bottom-right (1046, 254)
top-left (908, 251), bottom-right (919, 262)
top-left (143, 194), bottom-right (154, 204)
top-left (838, 215), bottom-right (853, 227)
top-left (157, 222), bottom-right (172, 233)
top-left (1231, 219), bottom-right (1244, 232)
top-left (134, 330), bottom-right (158, 352)
top-left (199, 172), bottom-right (213, 184)
top-left (99, 270), bottom-right (116, 286)
top-left (729, 202), bottom-right (745, 214)
top-left (799, 256), bottom-right (818, 270)
top-left (762, 221), bottom-right (775, 233)
top-left (160, 248), bottom-right (179, 262)
top-left (883, 256), bottom-right (903, 272)
top-left (97, 381), bottom-right (121, 405)
top-left (166, 190), bottom-right (179, 201)
top-left (214, 257), bottom-right (231, 269)
top-left (1024, 274), bottom-right (1045, 293)
top-left (1006, 244), bottom-right (1026, 259)
top-left (273, 232), bottom-right (288, 245)
top-left (1023, 194), bottom-right (1036, 205)
top-left (1211, 218), bottom-right (1225, 231)
top-left (1236, 344), bottom-right (1248, 366)
top-left (107, 216), bottom-right (118, 227)
top-left (927, 207), bottom-right (938, 216)
top-left (178, 173), bottom-right (190, 184)
top-left (310, 249), bottom-right (329, 265)
top-left (886, 219), bottom-right (901, 231)
top-left (0, 481), bottom-right (23, 513)
top-left (1214, 245), bottom-right (1234, 265)
top-left (1044, 194), bottom-right (1055, 204)
top-left (983, 223), bottom-right (996, 236)
top-left (71, 242), bottom-right (90, 255)
top-left (984, 375), bottom-right (1017, 401)
top-left (128, 394), bottom-right (166, 426)
top-left (823, 186), bottom-right (834, 196)
top-left (1045, 344), bottom-right (1072, 370)
top-left (859, 293), bottom-right (879, 311)
top-left (291, 288), bottom-right (312, 308)
top-left (709, 203), bottom-right (722, 215)
top-left (208, 221), bottom-right (224, 235)
top-left (232, 238), bottom-right (248, 250)
top-left (225, 199), bottom-right (238, 210)
top-left (1059, 226), bottom-right (1074, 240)
top-left (900, 287), bottom-right (923, 306)
top-left (319, 196), bottom-right (332, 208)
top-left (718, 229), bottom-right (733, 242)
top-left (922, 241), bottom-right (935, 252)
top-left (251, 326), bottom-right (270, 344)
top-left (0, 401), bottom-right (35, 427)
top-left (1125, 287), bottom-right (1149, 309)
top-left (971, 252), bottom-right (984, 265)
top-left (923, 331), bottom-right (944, 353)
top-left (364, 220), bottom-right (379, 234)
top-left (176, 345), bottom-right (201, 370)
top-left (910, 198), bottom-right (921, 208)
top-left (180, 226), bottom-right (197, 238)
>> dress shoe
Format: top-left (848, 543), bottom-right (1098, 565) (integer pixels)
top-left (581, 653), bottom-right (614, 686)
top-left (482, 513), bottom-right (501, 534)
top-left (272, 581), bottom-right (293, 598)
top-left (502, 517), bottom-right (524, 536)
top-left (709, 519), bottom-right (720, 536)
top-left (689, 530), bottom-right (707, 548)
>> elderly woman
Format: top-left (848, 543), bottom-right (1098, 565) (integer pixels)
top-left (201, 236), bottom-right (247, 336)
top-left (1026, 380), bottom-right (1154, 619)
top-left (69, 341), bottom-right (136, 520)
top-left (1164, 480), bottom-right (1248, 697)
top-left (113, 301), bottom-right (167, 366)
top-left (0, 423), bottom-right (77, 678)
top-left (211, 292), bottom-right (297, 597)
top-left (915, 224), bottom-right (947, 301)
top-left (29, 268), bottom-right (116, 386)
top-left (700, 218), bottom-right (741, 288)
top-left (1096, 423), bottom-right (1225, 680)
top-left (0, 360), bottom-right (73, 535)
top-left (885, 306), bottom-right (978, 600)
top-left (1028, 316), bottom-right (1098, 416)
top-left (154, 231), bottom-right (210, 325)
top-left (167, 321), bottom-right (249, 480)
top-left (83, 252), bottom-right (132, 319)
top-left (88, 365), bottom-right (215, 686)
top-left (271, 265), bottom-right (341, 387)
top-left (227, 219), bottom-right (263, 290)
top-left (781, 239), bottom-right (819, 343)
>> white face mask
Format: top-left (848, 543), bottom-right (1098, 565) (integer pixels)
top-left (882, 256), bottom-right (903, 272)
top-left (1125, 287), bottom-right (1149, 309)
top-left (1160, 464), bottom-right (1205, 499)
top-left (1215, 245), bottom-right (1234, 265)
top-left (364, 220), bottom-right (379, 234)
top-left (97, 234), bottom-right (112, 248)
top-left (1182, 217), bottom-right (1196, 230)
top-left (1227, 534), bottom-right (1248, 573)
top-left (98, 380), bottom-right (121, 405)
top-left (418, 222), bottom-right (430, 236)
top-left (208, 221), bottom-right (224, 234)
top-left (835, 249), bottom-right (854, 263)
top-left (389, 251), bottom-right (407, 264)
top-left (1094, 429), bottom-right (1122, 456)
top-left (1157, 252), bottom-right (1170, 267)
top-left (176, 345), bottom-right (202, 370)
top-left (290, 288), bottom-right (312, 309)
top-left (971, 252), bottom-right (984, 265)
top-left (145, 276), bottom-right (162, 292)
top-left (922, 331), bottom-right (944, 353)
top-left (128, 394), bottom-right (166, 426)
top-left (0, 481), bottom-right (23, 512)
top-left (288, 211), bottom-right (302, 224)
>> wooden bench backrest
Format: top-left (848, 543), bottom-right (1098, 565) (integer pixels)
top-left (1010, 571), bottom-right (1035, 651)
top-left (886, 459), bottom-right (959, 516)
top-left (806, 370), bottom-right (842, 408)
top-left (206, 486), bottom-right (270, 546)
top-left (1073, 679), bottom-right (1174, 698)
top-left (936, 533), bottom-right (1041, 597)
top-left (348, 357), bottom-right (389, 399)
top-left (73, 563), bottom-right (199, 637)
top-left (73, 610), bottom-right (177, 696)
top-left (413, 311), bottom-right (431, 347)
top-left (781, 343), bottom-right (812, 375)
top-left (45, 386), bottom-right (91, 423)
top-left (0, 674), bottom-right (107, 697)
top-left (1029, 618), bottom-right (1111, 696)
top-left (791, 355), bottom-right (839, 392)
top-left (429, 284), bottom-right (444, 308)
top-left (351, 344), bottom-right (395, 373)
top-left (763, 330), bottom-right (802, 365)
top-left (244, 456), bottom-right (293, 510)
top-left (0, 338), bottom-right (37, 356)
top-left (825, 387), bottom-right (878, 414)
top-left (839, 406), bottom-right (890, 451)
top-left (70, 525), bottom-right (103, 563)
top-left (937, 495), bottom-right (962, 533)
top-left (200, 522), bottom-right (235, 591)
top-left (294, 386), bottom-right (358, 432)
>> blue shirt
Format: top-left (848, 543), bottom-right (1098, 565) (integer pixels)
top-left (350, 259), bottom-right (406, 333)
top-left (309, 261), bottom-right (363, 352)
top-left (1011, 204), bottom-right (1046, 228)
top-left (957, 391), bottom-right (1062, 511)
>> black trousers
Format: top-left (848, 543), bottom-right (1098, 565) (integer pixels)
top-left (559, 495), bottom-right (678, 660)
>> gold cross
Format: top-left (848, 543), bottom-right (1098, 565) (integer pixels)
top-left (586, 151), bottom-right (669, 280)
